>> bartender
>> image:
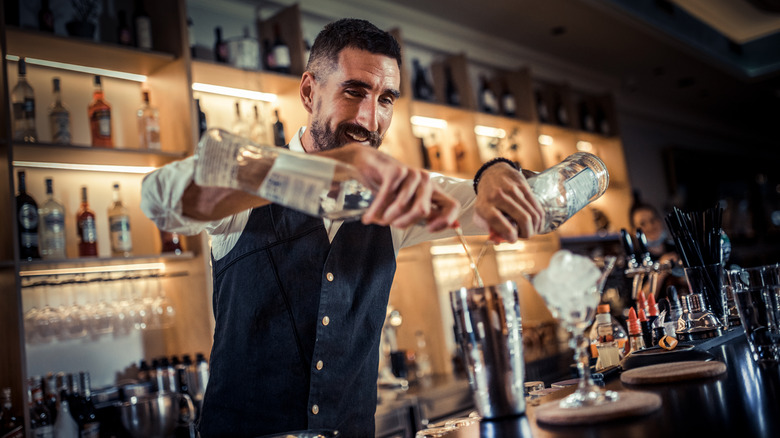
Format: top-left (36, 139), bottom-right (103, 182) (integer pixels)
top-left (141, 18), bottom-right (544, 437)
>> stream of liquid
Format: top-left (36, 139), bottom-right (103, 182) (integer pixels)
top-left (454, 226), bottom-right (492, 289)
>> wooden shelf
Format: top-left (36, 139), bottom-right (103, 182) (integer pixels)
top-left (12, 142), bottom-right (187, 168)
top-left (19, 251), bottom-right (196, 276)
top-left (5, 27), bottom-right (176, 76)
top-left (191, 60), bottom-right (301, 95)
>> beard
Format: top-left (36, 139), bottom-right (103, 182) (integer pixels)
top-left (309, 118), bottom-right (384, 151)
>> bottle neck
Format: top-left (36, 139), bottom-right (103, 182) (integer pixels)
top-left (18, 173), bottom-right (26, 193)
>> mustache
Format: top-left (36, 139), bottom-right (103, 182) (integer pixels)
top-left (336, 123), bottom-right (382, 148)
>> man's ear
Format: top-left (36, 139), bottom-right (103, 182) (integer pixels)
top-left (300, 72), bottom-right (315, 114)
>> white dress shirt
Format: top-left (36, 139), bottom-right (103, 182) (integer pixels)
top-left (140, 127), bottom-right (484, 260)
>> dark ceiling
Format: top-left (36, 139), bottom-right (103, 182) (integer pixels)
top-left (390, 0), bottom-right (780, 133)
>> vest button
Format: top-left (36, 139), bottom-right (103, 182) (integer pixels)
top-left (322, 316), bottom-right (330, 326)
top-left (326, 272), bottom-right (334, 281)
top-left (312, 404), bottom-right (319, 415)
top-left (316, 360), bottom-right (323, 370)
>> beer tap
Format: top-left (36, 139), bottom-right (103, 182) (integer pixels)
top-left (635, 228), bottom-right (660, 298)
top-left (621, 228), bottom-right (646, 300)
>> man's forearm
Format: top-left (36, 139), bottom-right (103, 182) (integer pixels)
top-left (181, 181), bottom-right (270, 221)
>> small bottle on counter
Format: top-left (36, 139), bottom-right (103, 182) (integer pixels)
top-left (588, 303), bottom-right (626, 369)
top-left (626, 307), bottom-right (646, 355)
top-left (638, 308), bottom-right (654, 348)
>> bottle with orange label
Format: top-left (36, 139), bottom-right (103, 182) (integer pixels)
top-left (588, 303), bottom-right (627, 368)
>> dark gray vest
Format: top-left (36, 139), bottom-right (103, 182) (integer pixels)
top-left (198, 204), bottom-right (396, 437)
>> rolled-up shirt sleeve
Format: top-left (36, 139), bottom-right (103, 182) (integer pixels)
top-left (140, 156), bottom-right (231, 237)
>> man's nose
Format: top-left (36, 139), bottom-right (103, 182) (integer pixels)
top-left (355, 99), bottom-right (379, 132)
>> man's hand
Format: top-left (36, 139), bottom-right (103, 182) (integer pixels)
top-left (472, 163), bottom-right (545, 242)
top-left (322, 144), bottom-right (460, 232)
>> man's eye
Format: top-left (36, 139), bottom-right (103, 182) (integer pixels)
top-left (345, 89), bottom-right (363, 97)
top-left (380, 97), bottom-right (394, 105)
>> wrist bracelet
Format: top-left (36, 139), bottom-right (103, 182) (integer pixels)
top-left (473, 157), bottom-right (520, 194)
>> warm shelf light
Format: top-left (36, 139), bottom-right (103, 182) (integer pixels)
top-left (13, 161), bottom-right (157, 174)
top-left (576, 141), bottom-right (593, 152)
top-left (192, 82), bottom-right (277, 102)
top-left (430, 244), bottom-right (467, 256)
top-left (20, 262), bottom-right (166, 277)
top-left (5, 54), bottom-right (147, 82)
top-left (410, 116), bottom-right (448, 129)
top-left (474, 125), bottom-right (506, 138)
top-left (538, 134), bottom-right (554, 146)
top-left (494, 241), bottom-right (527, 251)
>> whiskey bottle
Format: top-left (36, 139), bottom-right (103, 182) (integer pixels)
top-left (133, 0), bottom-right (153, 50)
top-left (137, 91), bottom-right (161, 149)
top-left (38, 0), bottom-right (54, 32)
top-left (500, 80), bottom-right (516, 117)
top-left (478, 75), bottom-right (498, 114)
top-left (270, 23), bottom-right (291, 74)
top-left (272, 109), bottom-right (286, 147)
top-left (88, 76), bottom-right (113, 148)
top-left (28, 378), bottom-right (54, 438)
top-left (117, 10), bottom-right (133, 46)
top-left (444, 65), bottom-right (460, 107)
top-left (12, 57), bottom-right (38, 143)
top-left (76, 186), bottom-right (98, 257)
top-left (213, 27), bottom-right (228, 63)
top-left (231, 102), bottom-right (250, 139)
top-left (108, 183), bottom-right (133, 257)
top-left (412, 59), bottom-right (433, 101)
top-left (49, 77), bottom-right (71, 144)
top-left (39, 178), bottom-right (67, 260)
top-left (16, 170), bottom-right (41, 260)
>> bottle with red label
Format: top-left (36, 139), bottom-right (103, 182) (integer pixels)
top-left (76, 186), bottom-right (98, 257)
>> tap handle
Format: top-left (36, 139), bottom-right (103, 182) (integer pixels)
top-left (635, 228), bottom-right (654, 265)
top-left (621, 228), bottom-right (638, 268)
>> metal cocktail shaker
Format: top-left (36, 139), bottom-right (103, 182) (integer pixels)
top-left (450, 281), bottom-right (525, 419)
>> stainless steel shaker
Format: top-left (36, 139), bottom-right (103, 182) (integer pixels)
top-left (450, 281), bottom-right (525, 419)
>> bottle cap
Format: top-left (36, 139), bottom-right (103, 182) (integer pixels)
top-left (647, 293), bottom-right (659, 316)
top-left (637, 290), bottom-right (647, 310)
top-left (627, 307), bottom-right (642, 335)
top-left (638, 308), bottom-right (648, 322)
top-left (597, 303), bottom-right (610, 313)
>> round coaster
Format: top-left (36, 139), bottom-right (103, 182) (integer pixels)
top-left (534, 390), bottom-right (661, 426)
top-left (620, 360), bottom-right (727, 385)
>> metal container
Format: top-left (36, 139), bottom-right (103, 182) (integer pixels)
top-left (118, 392), bottom-right (193, 438)
top-left (450, 281), bottom-right (525, 419)
top-left (676, 293), bottom-right (723, 341)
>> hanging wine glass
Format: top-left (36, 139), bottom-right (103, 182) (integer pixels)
top-left (34, 280), bottom-right (62, 343)
top-left (61, 279), bottom-right (89, 339)
top-left (23, 279), bottom-right (41, 344)
top-left (112, 274), bottom-right (133, 336)
top-left (88, 276), bottom-right (113, 336)
top-left (151, 274), bottom-right (175, 329)
top-left (527, 250), bottom-right (618, 408)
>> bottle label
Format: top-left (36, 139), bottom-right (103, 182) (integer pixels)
top-left (19, 203), bottom-right (39, 229)
top-left (13, 98), bottom-right (36, 120)
top-left (92, 109), bottom-right (111, 137)
top-left (562, 168), bottom-right (598, 218)
top-left (110, 216), bottom-right (132, 251)
top-left (32, 425), bottom-right (54, 438)
top-left (273, 45), bottom-right (291, 69)
top-left (481, 90), bottom-right (498, 113)
top-left (79, 216), bottom-right (98, 243)
top-left (44, 210), bottom-right (65, 233)
top-left (135, 17), bottom-right (153, 49)
top-left (50, 112), bottom-right (71, 143)
top-left (258, 153), bottom-right (335, 217)
top-left (502, 94), bottom-right (516, 115)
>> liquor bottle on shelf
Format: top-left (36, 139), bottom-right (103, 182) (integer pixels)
top-left (77, 186), bottom-right (98, 257)
top-left (49, 77), bottom-right (71, 144)
top-left (28, 378), bottom-right (54, 437)
top-left (270, 23), bottom-right (291, 74)
top-left (595, 104), bottom-right (611, 135)
top-left (412, 59), bottom-right (433, 101)
top-left (117, 10), bottom-right (133, 46)
top-left (38, 0), bottom-right (54, 32)
top-left (229, 27), bottom-right (260, 70)
top-left (444, 65), bottom-right (460, 107)
top-left (213, 27), bottom-right (228, 63)
top-left (43, 375), bottom-right (58, 426)
top-left (525, 152), bottom-right (609, 234)
top-left (578, 101), bottom-right (595, 132)
top-left (553, 92), bottom-right (568, 126)
top-left (478, 75), bottom-right (498, 114)
top-left (39, 177), bottom-right (67, 260)
top-left (1, 387), bottom-right (23, 438)
top-left (108, 183), bottom-right (133, 257)
top-left (534, 89), bottom-right (548, 123)
top-left (137, 90), bottom-right (161, 149)
top-left (70, 373), bottom-right (99, 438)
top-left (53, 389), bottom-right (77, 438)
top-left (160, 230), bottom-right (183, 255)
top-left (195, 99), bottom-right (207, 139)
top-left (250, 104), bottom-right (269, 145)
top-left (16, 170), bottom-right (41, 261)
top-left (262, 39), bottom-right (275, 71)
top-left (88, 76), bottom-right (113, 148)
top-left (12, 57), bottom-right (38, 143)
top-left (133, 0), bottom-right (153, 50)
top-left (187, 17), bottom-right (196, 57)
top-left (272, 109), bottom-right (286, 147)
top-left (500, 79), bottom-right (516, 117)
top-left (231, 102), bottom-right (250, 139)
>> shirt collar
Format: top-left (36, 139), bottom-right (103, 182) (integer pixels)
top-left (289, 126), bottom-right (306, 152)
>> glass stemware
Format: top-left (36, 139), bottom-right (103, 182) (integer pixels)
top-left (527, 251), bottom-right (618, 408)
top-left (150, 275), bottom-right (175, 329)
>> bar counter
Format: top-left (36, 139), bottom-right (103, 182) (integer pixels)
top-left (438, 330), bottom-right (780, 438)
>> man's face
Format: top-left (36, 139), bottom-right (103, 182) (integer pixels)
top-left (305, 47), bottom-right (401, 152)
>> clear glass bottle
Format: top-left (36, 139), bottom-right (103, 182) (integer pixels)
top-left (194, 128), bottom-right (375, 221)
top-left (16, 170), bottom-right (41, 260)
top-left (77, 186), bottom-right (98, 257)
top-left (250, 103), bottom-right (269, 145)
top-left (526, 151), bottom-right (609, 234)
top-left (588, 303), bottom-right (627, 369)
top-left (231, 102), bottom-right (250, 139)
top-left (88, 76), bottom-right (113, 148)
top-left (271, 23), bottom-right (291, 74)
top-left (53, 391), bottom-right (78, 438)
top-left (39, 177), bottom-right (67, 260)
top-left (49, 77), bottom-right (71, 144)
top-left (12, 57), bottom-right (38, 143)
top-left (137, 91), bottom-right (161, 149)
top-left (108, 183), bottom-right (133, 257)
